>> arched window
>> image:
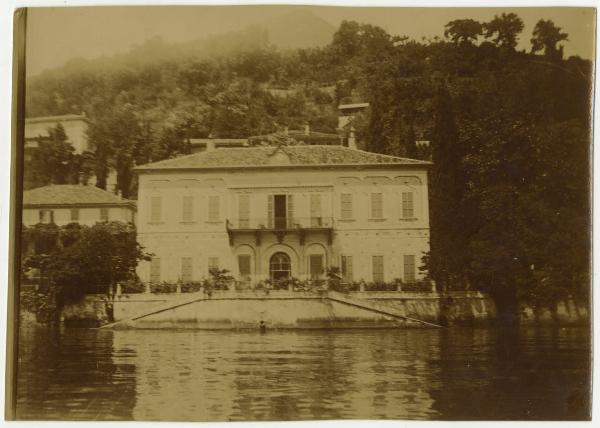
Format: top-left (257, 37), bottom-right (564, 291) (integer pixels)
top-left (270, 252), bottom-right (291, 280)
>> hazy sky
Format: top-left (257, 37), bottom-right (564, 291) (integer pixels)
top-left (26, 6), bottom-right (595, 76)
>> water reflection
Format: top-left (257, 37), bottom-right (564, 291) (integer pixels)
top-left (16, 326), bottom-right (590, 421)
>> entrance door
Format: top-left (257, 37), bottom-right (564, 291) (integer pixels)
top-left (270, 252), bottom-right (291, 280)
top-left (274, 194), bottom-right (287, 229)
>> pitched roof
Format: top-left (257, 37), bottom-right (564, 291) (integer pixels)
top-left (248, 130), bottom-right (342, 146)
top-left (136, 145), bottom-right (430, 172)
top-left (25, 114), bottom-right (88, 124)
top-left (23, 185), bottom-right (135, 207)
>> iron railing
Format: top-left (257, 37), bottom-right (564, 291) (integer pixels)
top-left (227, 216), bottom-right (334, 230)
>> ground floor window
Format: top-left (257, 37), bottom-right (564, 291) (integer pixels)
top-left (341, 255), bottom-right (353, 282)
top-left (150, 257), bottom-right (161, 283)
top-left (238, 255), bottom-right (251, 281)
top-left (181, 257), bottom-right (192, 282)
top-left (309, 254), bottom-right (324, 279)
top-left (403, 255), bottom-right (416, 283)
top-left (270, 252), bottom-right (291, 280)
top-left (372, 255), bottom-right (384, 282)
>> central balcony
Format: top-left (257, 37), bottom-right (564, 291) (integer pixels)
top-left (226, 217), bottom-right (334, 246)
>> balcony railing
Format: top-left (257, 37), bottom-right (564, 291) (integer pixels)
top-left (227, 216), bottom-right (334, 230)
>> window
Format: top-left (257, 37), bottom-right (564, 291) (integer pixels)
top-left (310, 193), bottom-right (322, 227)
top-left (372, 255), bottom-right (384, 282)
top-left (238, 194), bottom-right (250, 228)
top-left (150, 258), bottom-right (161, 283)
top-left (341, 255), bottom-right (353, 282)
top-left (341, 193), bottom-right (353, 219)
top-left (403, 255), bottom-right (416, 283)
top-left (208, 257), bottom-right (219, 273)
top-left (182, 195), bottom-right (194, 222)
top-left (238, 255), bottom-right (251, 279)
top-left (208, 195), bottom-right (220, 221)
top-left (371, 193), bottom-right (383, 219)
top-left (38, 210), bottom-right (54, 224)
top-left (402, 192), bottom-right (414, 218)
top-left (309, 254), bottom-right (324, 279)
top-left (181, 257), bottom-right (193, 282)
top-left (270, 252), bottom-right (291, 280)
top-left (70, 208), bottom-right (79, 222)
top-left (150, 196), bottom-right (162, 223)
top-left (268, 194), bottom-right (293, 228)
top-left (100, 207), bottom-right (109, 222)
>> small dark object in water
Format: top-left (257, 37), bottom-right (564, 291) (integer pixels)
top-left (259, 321), bottom-right (266, 333)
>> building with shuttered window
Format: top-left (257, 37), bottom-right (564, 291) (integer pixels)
top-left (135, 144), bottom-right (431, 285)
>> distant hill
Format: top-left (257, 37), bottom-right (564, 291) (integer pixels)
top-left (261, 9), bottom-right (336, 49)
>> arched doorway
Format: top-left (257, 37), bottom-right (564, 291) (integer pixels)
top-left (270, 252), bottom-right (291, 280)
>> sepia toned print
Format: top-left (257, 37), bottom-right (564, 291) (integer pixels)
top-left (9, 5), bottom-right (593, 421)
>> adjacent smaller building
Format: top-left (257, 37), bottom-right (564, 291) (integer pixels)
top-left (22, 185), bottom-right (137, 226)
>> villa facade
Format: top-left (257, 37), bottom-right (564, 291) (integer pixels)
top-left (135, 145), bottom-right (431, 285)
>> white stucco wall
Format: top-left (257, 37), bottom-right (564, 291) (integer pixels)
top-left (23, 205), bottom-right (135, 227)
top-left (25, 119), bottom-right (89, 153)
top-left (136, 166), bottom-right (430, 284)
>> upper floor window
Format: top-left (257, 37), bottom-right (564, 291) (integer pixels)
top-left (182, 195), bottom-right (194, 222)
top-left (150, 196), bottom-right (162, 223)
top-left (208, 195), bottom-right (220, 222)
top-left (238, 194), bottom-right (250, 228)
top-left (39, 210), bottom-right (54, 224)
top-left (370, 193), bottom-right (383, 219)
top-left (402, 192), bottom-right (414, 218)
top-left (70, 208), bottom-right (79, 222)
top-left (310, 193), bottom-right (322, 227)
top-left (340, 193), bottom-right (353, 219)
top-left (100, 207), bottom-right (109, 222)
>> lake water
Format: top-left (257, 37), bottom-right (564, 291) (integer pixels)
top-left (14, 326), bottom-right (591, 421)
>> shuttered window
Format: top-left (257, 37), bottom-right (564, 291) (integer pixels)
top-left (150, 258), bottom-right (161, 283)
top-left (70, 208), bottom-right (80, 222)
top-left (238, 255), bottom-right (251, 278)
top-left (100, 207), bottom-right (109, 222)
top-left (181, 257), bottom-right (193, 282)
top-left (372, 255), bottom-right (384, 282)
top-left (39, 210), bottom-right (54, 224)
top-left (287, 194), bottom-right (294, 227)
top-left (238, 194), bottom-right (250, 228)
top-left (208, 257), bottom-right (219, 273)
top-left (310, 193), bottom-right (322, 227)
top-left (402, 192), bottom-right (414, 218)
top-left (371, 193), bottom-right (383, 219)
top-left (403, 255), bottom-right (416, 283)
top-left (182, 195), bottom-right (194, 222)
top-left (341, 193), bottom-right (353, 219)
top-left (309, 254), bottom-right (324, 279)
top-left (341, 255), bottom-right (353, 282)
top-left (208, 195), bottom-right (220, 221)
top-left (150, 196), bottom-right (162, 223)
top-left (267, 194), bottom-right (274, 228)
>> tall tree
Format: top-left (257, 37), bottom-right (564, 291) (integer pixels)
top-left (530, 19), bottom-right (569, 59)
top-left (444, 19), bottom-right (483, 46)
top-left (483, 13), bottom-right (524, 50)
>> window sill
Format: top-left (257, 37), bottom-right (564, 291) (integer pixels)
top-left (180, 221), bottom-right (197, 225)
top-left (400, 217), bottom-right (418, 222)
top-left (205, 220), bottom-right (223, 224)
top-left (337, 218), bottom-right (356, 222)
top-left (368, 218), bottom-right (386, 222)
top-left (147, 222), bottom-right (165, 225)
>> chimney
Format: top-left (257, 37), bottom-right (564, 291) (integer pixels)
top-left (348, 128), bottom-right (357, 150)
top-left (206, 140), bottom-right (216, 152)
top-left (304, 124), bottom-right (310, 135)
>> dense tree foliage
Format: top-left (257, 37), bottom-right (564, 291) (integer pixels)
top-left (25, 14), bottom-right (592, 314)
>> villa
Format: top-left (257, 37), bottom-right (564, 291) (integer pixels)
top-left (134, 142), bottom-right (431, 286)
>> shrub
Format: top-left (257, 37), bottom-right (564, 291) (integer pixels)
top-left (181, 281), bottom-right (203, 293)
top-left (150, 282), bottom-right (178, 294)
top-left (120, 277), bottom-right (146, 294)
